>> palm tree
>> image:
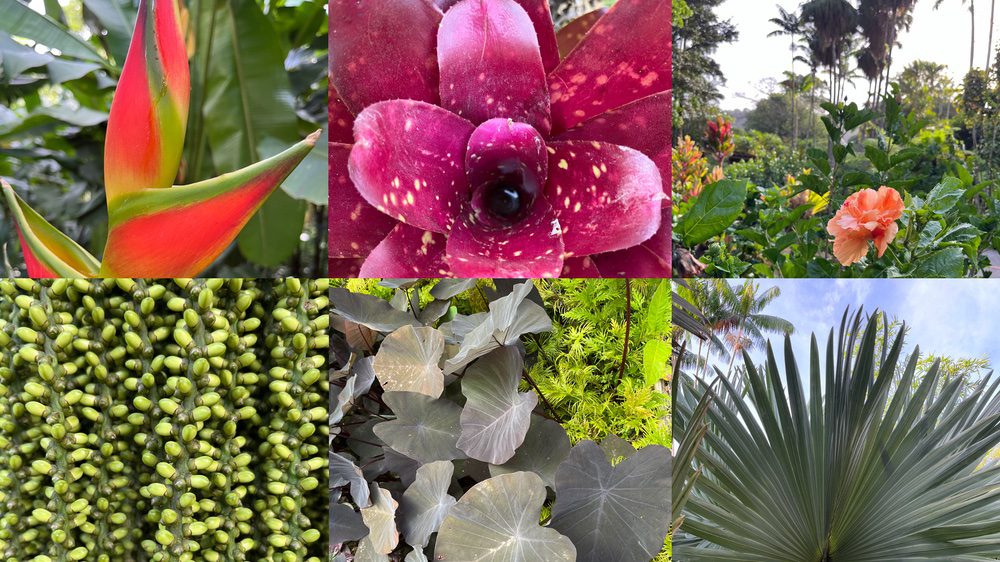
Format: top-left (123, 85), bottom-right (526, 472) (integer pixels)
top-left (987, 0), bottom-right (996, 69)
top-left (675, 280), bottom-right (794, 379)
top-left (795, 36), bottom-right (825, 144)
top-left (935, 0), bottom-right (976, 71)
top-left (769, 5), bottom-right (804, 149)
top-left (801, 0), bottom-right (860, 104)
top-left (856, 0), bottom-right (917, 110)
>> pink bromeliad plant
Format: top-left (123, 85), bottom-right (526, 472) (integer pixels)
top-left (329, 0), bottom-right (671, 278)
top-left (1, 0), bottom-right (318, 278)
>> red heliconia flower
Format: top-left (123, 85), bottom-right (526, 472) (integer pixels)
top-left (329, 0), bottom-right (671, 278)
top-left (1, 0), bottom-right (318, 278)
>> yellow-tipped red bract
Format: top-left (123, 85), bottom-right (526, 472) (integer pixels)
top-left (104, 0), bottom-right (189, 201)
top-left (1, 180), bottom-right (101, 278)
top-left (1, 0), bottom-right (317, 278)
top-left (100, 131), bottom-right (320, 277)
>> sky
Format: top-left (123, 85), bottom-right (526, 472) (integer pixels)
top-left (714, 0), bottom-right (996, 110)
top-left (733, 279), bottom-right (999, 378)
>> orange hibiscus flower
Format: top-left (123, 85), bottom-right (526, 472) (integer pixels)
top-left (826, 186), bottom-right (905, 266)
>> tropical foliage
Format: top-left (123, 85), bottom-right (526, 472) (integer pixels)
top-left (0, 0), bottom-right (328, 277)
top-left (330, 279), bottom-right (671, 561)
top-left (675, 308), bottom-right (1000, 560)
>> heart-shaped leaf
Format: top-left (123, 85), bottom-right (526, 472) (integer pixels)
top-left (457, 346), bottom-right (538, 464)
top-left (598, 434), bottom-right (637, 463)
top-left (361, 483), bottom-right (400, 554)
top-left (331, 452), bottom-right (371, 508)
top-left (332, 288), bottom-right (421, 332)
top-left (380, 447), bottom-right (422, 489)
top-left (355, 536), bottom-right (390, 562)
top-left (488, 415), bottom-right (570, 488)
top-left (333, 357), bottom-right (376, 425)
top-left (373, 326), bottom-right (445, 397)
top-left (440, 312), bottom-right (489, 343)
top-left (374, 392), bottom-right (465, 463)
top-left (399, 461), bottom-right (458, 547)
top-left (445, 281), bottom-right (551, 373)
top-left (430, 279), bottom-right (479, 300)
top-left (435, 472), bottom-right (576, 562)
top-left (331, 502), bottom-right (369, 544)
top-left (550, 441), bottom-right (672, 562)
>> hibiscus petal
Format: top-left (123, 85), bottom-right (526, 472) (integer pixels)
top-left (100, 132), bottom-right (318, 277)
top-left (446, 199), bottom-right (564, 277)
top-left (437, 0), bottom-right (551, 133)
top-left (832, 233), bottom-right (871, 266)
top-left (513, 0), bottom-right (560, 73)
top-left (104, 0), bottom-right (189, 203)
top-left (360, 223), bottom-right (449, 278)
top-left (556, 8), bottom-right (608, 58)
top-left (2, 180), bottom-right (100, 278)
top-left (591, 209), bottom-right (671, 277)
top-left (555, 91), bottom-right (671, 198)
top-left (329, 83), bottom-right (355, 144)
top-left (548, 0), bottom-right (670, 133)
top-left (329, 0), bottom-right (442, 115)
top-left (349, 100), bottom-right (474, 233)
top-left (873, 222), bottom-right (898, 258)
top-left (330, 257), bottom-right (364, 278)
top-left (330, 142), bottom-right (396, 258)
top-left (544, 141), bottom-right (663, 256)
top-left (560, 256), bottom-right (601, 277)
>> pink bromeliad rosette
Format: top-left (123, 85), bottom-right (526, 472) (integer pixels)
top-left (1, 0), bottom-right (318, 278)
top-left (329, 0), bottom-right (671, 278)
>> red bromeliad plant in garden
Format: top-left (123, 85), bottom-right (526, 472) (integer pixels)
top-left (704, 116), bottom-right (734, 166)
top-left (0, 0), bottom-right (318, 278)
top-left (329, 0), bottom-right (671, 278)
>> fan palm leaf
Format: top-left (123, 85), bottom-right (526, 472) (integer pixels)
top-left (675, 309), bottom-right (1000, 561)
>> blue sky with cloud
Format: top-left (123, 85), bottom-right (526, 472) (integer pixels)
top-left (737, 280), bottom-right (999, 375)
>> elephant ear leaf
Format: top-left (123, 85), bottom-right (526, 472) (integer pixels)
top-left (331, 288), bottom-right (421, 332)
top-left (99, 132), bottom-right (318, 277)
top-left (360, 483), bottom-right (400, 555)
top-left (1, 180), bottom-right (100, 278)
top-left (331, 452), bottom-right (370, 508)
top-left (456, 346), bottom-right (537, 465)
top-left (488, 415), bottom-right (571, 488)
top-left (372, 326), bottom-right (446, 398)
top-left (399, 461), bottom-right (457, 548)
top-left (445, 281), bottom-right (551, 373)
top-left (373, 392), bottom-right (465, 463)
top-left (435, 472), bottom-right (576, 562)
top-left (550, 441), bottom-right (672, 562)
top-left (331, 502), bottom-right (369, 545)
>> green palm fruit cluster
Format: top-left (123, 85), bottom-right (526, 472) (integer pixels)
top-left (0, 278), bottom-right (329, 562)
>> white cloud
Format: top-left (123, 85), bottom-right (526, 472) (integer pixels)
top-left (720, 280), bottom-right (998, 378)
